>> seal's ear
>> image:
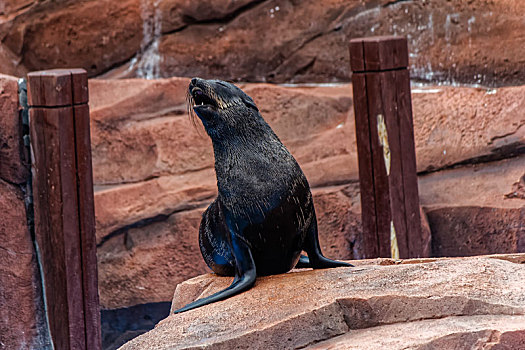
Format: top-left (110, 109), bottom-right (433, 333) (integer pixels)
top-left (242, 95), bottom-right (259, 112)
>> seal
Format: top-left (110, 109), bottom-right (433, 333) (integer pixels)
top-left (173, 78), bottom-right (352, 314)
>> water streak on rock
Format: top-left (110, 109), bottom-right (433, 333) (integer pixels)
top-left (130, 0), bottom-right (163, 79)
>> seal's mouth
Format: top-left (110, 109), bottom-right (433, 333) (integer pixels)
top-left (190, 87), bottom-right (216, 109)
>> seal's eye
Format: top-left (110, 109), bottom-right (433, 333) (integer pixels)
top-left (192, 89), bottom-right (215, 107)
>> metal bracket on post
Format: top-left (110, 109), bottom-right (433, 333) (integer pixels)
top-left (27, 69), bottom-right (101, 350)
top-left (349, 36), bottom-right (429, 259)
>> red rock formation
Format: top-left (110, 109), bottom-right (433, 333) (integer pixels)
top-left (1, 0), bottom-right (524, 86)
top-left (420, 156), bottom-right (525, 256)
top-left (0, 74), bottom-right (28, 183)
top-left (120, 254), bottom-right (525, 349)
top-left (0, 180), bottom-right (42, 349)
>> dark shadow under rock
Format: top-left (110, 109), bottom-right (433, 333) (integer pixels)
top-left (101, 301), bottom-right (170, 350)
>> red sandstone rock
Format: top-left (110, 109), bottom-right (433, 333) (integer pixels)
top-left (159, 0), bottom-right (255, 34)
top-left (94, 168), bottom-right (216, 244)
top-left (419, 156), bottom-right (525, 257)
top-left (411, 85), bottom-right (525, 173)
top-left (119, 255), bottom-right (525, 349)
top-left (307, 316), bottom-right (525, 350)
top-left (97, 208), bottom-right (207, 309)
top-left (0, 44), bottom-right (27, 78)
top-left (88, 77), bottom-right (212, 186)
top-left (312, 185), bottom-right (362, 260)
top-left (428, 206), bottom-right (525, 257)
top-left (0, 0), bottom-right (35, 18)
top-left (505, 174), bottom-right (525, 200)
top-left (0, 179), bottom-right (44, 349)
top-left (418, 155), bottom-right (525, 211)
top-left (111, 0), bottom-right (525, 86)
top-left (2, 0), bottom-right (524, 86)
top-left (0, 74), bottom-right (28, 184)
top-left (0, 0), bottom-right (143, 77)
top-left (89, 79), bottom-right (524, 187)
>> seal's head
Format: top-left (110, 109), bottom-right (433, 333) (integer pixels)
top-left (188, 78), bottom-right (260, 139)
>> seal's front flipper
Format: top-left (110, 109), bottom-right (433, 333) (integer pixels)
top-left (173, 230), bottom-right (256, 314)
top-left (303, 212), bottom-right (353, 269)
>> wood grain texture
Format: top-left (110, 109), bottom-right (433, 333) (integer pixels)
top-left (74, 104), bottom-right (101, 349)
top-left (351, 73), bottom-right (378, 258)
top-left (349, 36), bottom-right (425, 259)
top-left (349, 39), bottom-right (365, 72)
top-left (364, 72), bottom-right (391, 258)
top-left (71, 69), bottom-right (89, 104)
top-left (30, 106), bottom-right (86, 350)
top-left (379, 70), bottom-right (409, 258)
top-left (395, 69), bottom-right (427, 257)
top-left (28, 68), bottom-right (101, 350)
top-left (27, 70), bottom-right (73, 107)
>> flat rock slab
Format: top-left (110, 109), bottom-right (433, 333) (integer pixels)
top-left (120, 254), bottom-right (525, 349)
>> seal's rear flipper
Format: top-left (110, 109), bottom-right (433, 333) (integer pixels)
top-left (302, 212), bottom-right (353, 269)
top-left (173, 228), bottom-right (256, 314)
top-left (172, 272), bottom-right (255, 313)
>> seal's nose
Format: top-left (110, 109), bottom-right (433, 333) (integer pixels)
top-left (189, 78), bottom-right (200, 94)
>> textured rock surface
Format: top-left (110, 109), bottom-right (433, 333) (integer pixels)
top-left (91, 78), bottom-right (524, 309)
top-left (2, 0), bottom-right (525, 86)
top-left (419, 156), bottom-right (525, 257)
top-left (0, 0), bottom-right (142, 78)
top-left (120, 255), bottom-right (525, 349)
top-left (307, 315), bottom-right (525, 350)
top-left (0, 179), bottom-right (48, 349)
top-left (98, 208), bottom-right (206, 309)
top-left (0, 74), bottom-right (27, 184)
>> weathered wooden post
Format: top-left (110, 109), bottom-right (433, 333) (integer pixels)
top-left (349, 36), bottom-right (426, 259)
top-left (27, 69), bottom-right (101, 350)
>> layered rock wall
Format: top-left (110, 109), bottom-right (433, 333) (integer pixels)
top-left (1, 0), bottom-right (525, 86)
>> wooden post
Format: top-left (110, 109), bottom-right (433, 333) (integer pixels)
top-left (349, 36), bottom-right (425, 259)
top-left (27, 69), bottom-right (101, 350)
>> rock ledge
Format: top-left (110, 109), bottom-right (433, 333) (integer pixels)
top-left (120, 254), bottom-right (525, 349)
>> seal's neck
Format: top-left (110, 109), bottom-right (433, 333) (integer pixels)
top-left (210, 117), bottom-right (298, 202)
top-left (211, 123), bottom-right (283, 169)
top-left (209, 112), bottom-right (281, 158)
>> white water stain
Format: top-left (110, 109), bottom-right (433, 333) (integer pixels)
top-left (128, 0), bottom-right (163, 79)
top-left (377, 114), bottom-right (391, 176)
top-left (411, 88), bottom-right (442, 94)
top-left (277, 82), bottom-right (348, 88)
top-left (390, 221), bottom-right (399, 260)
